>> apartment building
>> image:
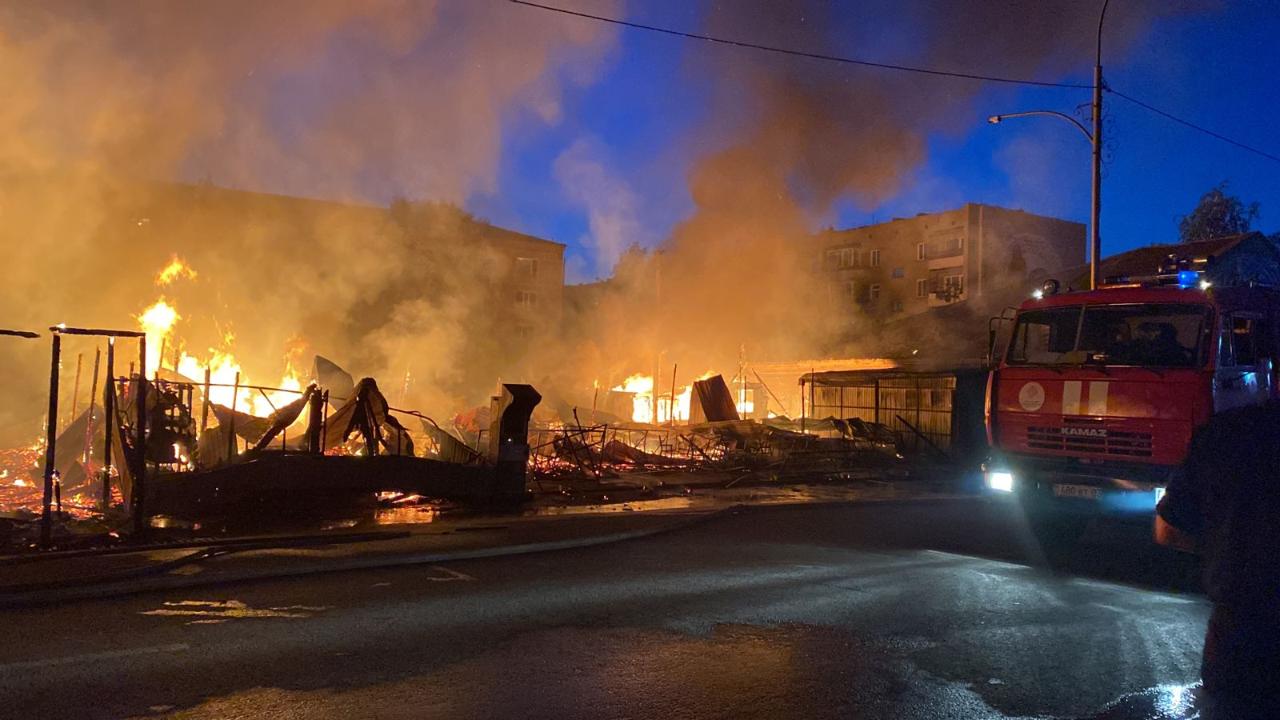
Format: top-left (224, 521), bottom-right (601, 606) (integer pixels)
top-left (814, 204), bottom-right (1085, 318)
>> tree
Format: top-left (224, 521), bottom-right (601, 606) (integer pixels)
top-left (1179, 183), bottom-right (1260, 243)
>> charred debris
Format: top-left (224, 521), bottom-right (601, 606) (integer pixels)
top-left (3, 328), bottom-right (963, 553)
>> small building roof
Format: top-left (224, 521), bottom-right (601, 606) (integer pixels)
top-left (1101, 233), bottom-right (1254, 279)
top-left (1061, 232), bottom-right (1280, 288)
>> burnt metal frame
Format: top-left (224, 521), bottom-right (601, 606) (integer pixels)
top-left (40, 326), bottom-right (146, 547)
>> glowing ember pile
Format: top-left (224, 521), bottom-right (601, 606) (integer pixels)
top-left (0, 442), bottom-right (42, 514)
top-left (0, 441), bottom-right (105, 519)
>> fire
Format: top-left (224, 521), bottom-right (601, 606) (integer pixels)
top-left (137, 298), bottom-right (179, 374)
top-left (611, 372), bottom-right (707, 424)
top-left (176, 350), bottom-right (304, 418)
top-left (613, 374), bottom-right (655, 424)
top-left (253, 370), bottom-right (303, 417)
top-left (138, 259), bottom-right (308, 420)
top-left (155, 256), bottom-right (198, 285)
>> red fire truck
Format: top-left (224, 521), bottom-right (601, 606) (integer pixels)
top-left (983, 268), bottom-right (1280, 540)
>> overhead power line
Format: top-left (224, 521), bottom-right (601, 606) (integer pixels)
top-left (1107, 88), bottom-right (1280, 165)
top-left (507, 0), bottom-right (1092, 90)
top-left (510, 0), bottom-right (1280, 166)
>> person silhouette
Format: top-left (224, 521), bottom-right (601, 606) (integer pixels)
top-left (1158, 401), bottom-right (1280, 718)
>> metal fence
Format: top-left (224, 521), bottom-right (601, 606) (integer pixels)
top-left (802, 369), bottom-right (988, 458)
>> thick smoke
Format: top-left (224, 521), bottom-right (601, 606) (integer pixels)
top-left (0, 0), bottom-right (618, 442)
top-left (556, 0), bottom-right (1210, 390)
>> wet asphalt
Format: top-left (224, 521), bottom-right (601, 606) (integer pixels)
top-left (0, 497), bottom-right (1210, 719)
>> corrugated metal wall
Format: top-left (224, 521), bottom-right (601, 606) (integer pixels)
top-left (810, 374), bottom-right (957, 452)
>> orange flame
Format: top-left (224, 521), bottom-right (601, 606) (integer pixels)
top-left (137, 298), bottom-right (179, 374)
top-left (610, 371), bottom-right (712, 424)
top-left (155, 255), bottom-right (198, 285)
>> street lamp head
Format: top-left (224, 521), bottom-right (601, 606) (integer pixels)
top-left (987, 115), bottom-right (1002, 124)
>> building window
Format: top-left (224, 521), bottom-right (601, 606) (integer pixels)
top-left (870, 249), bottom-right (881, 267)
top-left (891, 267), bottom-right (905, 279)
top-left (516, 290), bottom-right (538, 309)
top-left (928, 268), bottom-right (965, 301)
top-left (916, 243), bottom-right (925, 261)
top-left (515, 257), bottom-right (539, 278)
top-left (844, 280), bottom-right (857, 299)
top-left (869, 284), bottom-right (881, 303)
top-left (1230, 316), bottom-right (1262, 366)
top-left (924, 235), bottom-right (965, 260)
top-left (916, 279), bottom-right (928, 297)
top-left (826, 246), bottom-right (861, 269)
top-left (891, 300), bottom-right (904, 313)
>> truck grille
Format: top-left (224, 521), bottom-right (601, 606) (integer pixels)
top-left (1026, 422), bottom-right (1153, 458)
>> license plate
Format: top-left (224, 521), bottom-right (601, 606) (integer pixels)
top-left (1053, 484), bottom-right (1100, 500)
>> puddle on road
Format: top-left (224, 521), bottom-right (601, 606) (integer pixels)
top-left (140, 599), bottom-right (330, 624)
top-left (116, 620), bottom-right (1216, 720)
top-left (1068, 684), bottom-right (1200, 720)
top-left (521, 495), bottom-right (701, 516)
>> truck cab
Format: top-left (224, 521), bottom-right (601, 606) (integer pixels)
top-left (984, 273), bottom-right (1280, 540)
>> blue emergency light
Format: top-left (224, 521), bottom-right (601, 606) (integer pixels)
top-left (1177, 270), bottom-right (1200, 288)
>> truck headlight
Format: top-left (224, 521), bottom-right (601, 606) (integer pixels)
top-left (986, 471), bottom-right (1015, 493)
top-left (1154, 487), bottom-right (1166, 504)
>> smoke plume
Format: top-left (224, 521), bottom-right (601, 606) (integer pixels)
top-left (555, 0), bottom-right (1210, 392)
top-left (0, 0), bottom-right (618, 442)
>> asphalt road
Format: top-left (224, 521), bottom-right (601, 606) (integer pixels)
top-left (0, 498), bottom-right (1209, 719)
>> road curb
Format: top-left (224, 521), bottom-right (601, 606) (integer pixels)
top-left (0, 505), bottom-right (740, 608)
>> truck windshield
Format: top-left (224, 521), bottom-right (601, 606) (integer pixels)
top-left (1007, 303), bottom-right (1211, 368)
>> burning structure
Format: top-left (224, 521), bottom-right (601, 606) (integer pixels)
top-left (2, 316), bottom-right (545, 544)
top-left (0, 2), bottom-right (1209, 543)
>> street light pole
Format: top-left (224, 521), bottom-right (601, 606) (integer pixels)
top-left (1090, 0), bottom-right (1110, 290)
top-left (989, 0), bottom-right (1109, 290)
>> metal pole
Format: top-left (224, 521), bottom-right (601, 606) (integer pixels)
top-left (651, 355), bottom-right (660, 425)
top-left (308, 387), bottom-right (324, 453)
top-left (133, 337), bottom-right (147, 534)
top-left (321, 390), bottom-right (329, 453)
top-left (1090, 0), bottom-right (1110, 290)
top-left (200, 366), bottom-right (212, 434)
top-left (40, 333), bottom-right (62, 547)
top-left (83, 347), bottom-right (101, 472)
top-left (809, 370), bottom-right (815, 429)
top-left (68, 352), bottom-right (83, 429)
top-left (669, 363), bottom-right (678, 427)
top-left (102, 340), bottom-right (115, 508)
top-left (800, 378), bottom-right (806, 434)
top-left (227, 371), bottom-right (240, 461)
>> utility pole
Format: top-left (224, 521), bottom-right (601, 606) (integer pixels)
top-left (989, 0), bottom-right (1110, 290)
top-left (1090, 0), bottom-right (1110, 290)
